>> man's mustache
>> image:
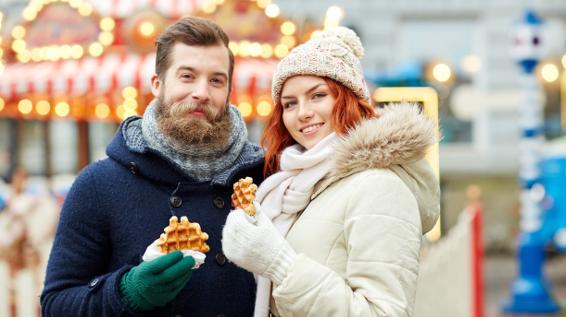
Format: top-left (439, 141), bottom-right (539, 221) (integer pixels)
top-left (169, 100), bottom-right (217, 121)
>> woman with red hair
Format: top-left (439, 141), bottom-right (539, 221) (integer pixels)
top-left (223, 27), bottom-right (440, 317)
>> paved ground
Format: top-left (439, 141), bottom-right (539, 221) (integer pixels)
top-left (485, 253), bottom-right (566, 317)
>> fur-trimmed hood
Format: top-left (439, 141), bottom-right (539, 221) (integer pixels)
top-left (320, 103), bottom-right (440, 233)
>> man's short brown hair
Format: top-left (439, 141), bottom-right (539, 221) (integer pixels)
top-left (155, 16), bottom-right (234, 90)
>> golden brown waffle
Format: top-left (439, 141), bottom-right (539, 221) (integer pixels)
top-left (156, 216), bottom-right (210, 254)
top-left (231, 177), bottom-right (257, 216)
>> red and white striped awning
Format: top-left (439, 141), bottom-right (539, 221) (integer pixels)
top-left (0, 54), bottom-right (278, 100)
top-left (87, 0), bottom-right (206, 18)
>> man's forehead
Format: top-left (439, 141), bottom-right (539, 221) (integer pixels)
top-left (169, 43), bottom-right (229, 74)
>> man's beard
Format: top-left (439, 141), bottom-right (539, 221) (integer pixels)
top-left (156, 94), bottom-right (231, 151)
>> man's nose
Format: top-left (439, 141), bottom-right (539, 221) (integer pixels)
top-left (190, 79), bottom-right (210, 103)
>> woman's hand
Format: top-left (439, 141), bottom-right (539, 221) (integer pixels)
top-left (222, 206), bottom-right (296, 285)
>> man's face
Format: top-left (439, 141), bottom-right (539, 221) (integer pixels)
top-left (151, 42), bottom-right (232, 145)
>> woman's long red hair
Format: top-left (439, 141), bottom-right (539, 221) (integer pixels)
top-left (261, 78), bottom-right (376, 177)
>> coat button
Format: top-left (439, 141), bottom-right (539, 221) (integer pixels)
top-left (128, 162), bottom-right (138, 175)
top-left (213, 197), bottom-right (225, 209)
top-left (215, 252), bottom-right (226, 266)
top-left (169, 196), bottom-right (183, 208)
top-left (88, 277), bottom-right (99, 288)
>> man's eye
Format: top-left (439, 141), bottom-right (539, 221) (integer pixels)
top-left (211, 78), bottom-right (226, 85)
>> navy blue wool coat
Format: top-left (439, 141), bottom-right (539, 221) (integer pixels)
top-left (41, 117), bottom-right (264, 317)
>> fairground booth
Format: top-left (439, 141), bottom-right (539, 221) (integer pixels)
top-left (0, 0), bottom-right (318, 178)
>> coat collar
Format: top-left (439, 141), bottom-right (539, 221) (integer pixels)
top-left (313, 103), bottom-right (440, 233)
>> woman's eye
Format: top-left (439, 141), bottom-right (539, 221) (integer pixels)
top-left (283, 101), bottom-right (296, 109)
top-left (313, 92), bottom-right (327, 99)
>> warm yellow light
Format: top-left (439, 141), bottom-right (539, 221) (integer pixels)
top-left (18, 99), bottom-right (33, 114)
top-left (0, 63), bottom-right (4, 73)
top-left (71, 45), bottom-right (84, 59)
top-left (139, 21), bottom-right (155, 37)
top-left (265, 4), bottom-right (280, 18)
top-left (0, 48), bottom-right (3, 59)
top-left (123, 98), bottom-right (138, 110)
top-left (95, 103), bottom-right (110, 119)
top-left (122, 86), bottom-right (138, 99)
top-left (69, 0), bottom-right (82, 9)
top-left (256, 0), bottom-right (271, 9)
top-left (260, 44), bottom-right (273, 59)
top-left (310, 30), bottom-right (321, 39)
top-left (12, 25), bottom-right (26, 39)
top-left (89, 42), bottom-right (103, 57)
top-left (541, 63), bottom-right (559, 83)
top-left (432, 63), bottom-right (452, 83)
top-left (256, 100), bottom-right (272, 117)
top-left (324, 6), bottom-right (344, 29)
top-left (281, 21), bottom-right (296, 36)
top-left (274, 44), bottom-right (289, 58)
top-left (228, 41), bottom-right (239, 56)
top-left (238, 101), bottom-right (253, 117)
top-left (201, 1), bottom-right (216, 14)
top-left (99, 32), bottom-right (114, 46)
top-left (280, 35), bottom-right (296, 48)
top-left (100, 17), bottom-right (115, 32)
top-left (12, 39), bottom-right (26, 52)
top-left (249, 42), bottom-right (262, 57)
top-left (36, 100), bottom-right (50, 116)
top-left (60, 45), bottom-right (72, 59)
top-left (116, 104), bottom-right (126, 120)
top-left (31, 48), bottom-right (42, 61)
top-left (124, 108), bottom-right (138, 118)
top-left (46, 45), bottom-right (61, 61)
top-left (23, 7), bottom-right (38, 21)
top-left (462, 55), bottom-right (481, 74)
top-left (213, 0), bottom-right (224, 4)
top-left (55, 101), bottom-right (70, 117)
top-left (17, 51), bottom-right (31, 63)
top-left (78, 3), bottom-right (93, 16)
top-left (0, 98), bottom-right (5, 112)
top-left (239, 41), bottom-right (250, 57)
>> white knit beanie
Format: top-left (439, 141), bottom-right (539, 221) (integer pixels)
top-left (271, 26), bottom-right (370, 103)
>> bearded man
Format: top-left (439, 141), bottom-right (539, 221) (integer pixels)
top-left (41, 17), bottom-right (264, 317)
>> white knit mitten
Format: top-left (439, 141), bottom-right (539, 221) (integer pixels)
top-left (222, 207), bottom-right (296, 284)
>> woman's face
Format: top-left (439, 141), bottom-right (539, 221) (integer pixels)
top-left (280, 76), bottom-right (336, 150)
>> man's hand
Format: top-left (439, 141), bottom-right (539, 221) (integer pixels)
top-left (119, 251), bottom-right (195, 311)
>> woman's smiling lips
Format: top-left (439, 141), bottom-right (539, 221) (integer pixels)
top-left (300, 123), bottom-right (324, 135)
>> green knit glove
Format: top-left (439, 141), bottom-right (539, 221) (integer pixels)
top-left (119, 251), bottom-right (195, 312)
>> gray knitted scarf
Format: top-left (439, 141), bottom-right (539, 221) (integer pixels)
top-left (141, 100), bottom-right (247, 182)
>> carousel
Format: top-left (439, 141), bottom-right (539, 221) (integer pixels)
top-left (0, 0), bottom-right (318, 176)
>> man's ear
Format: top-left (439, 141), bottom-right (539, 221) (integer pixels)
top-left (150, 74), bottom-right (161, 97)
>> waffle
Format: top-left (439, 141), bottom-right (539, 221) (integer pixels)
top-left (231, 177), bottom-right (257, 216)
top-left (156, 216), bottom-right (210, 254)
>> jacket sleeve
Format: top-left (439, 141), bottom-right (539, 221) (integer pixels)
top-left (272, 172), bottom-right (423, 317)
top-left (40, 166), bottom-right (142, 317)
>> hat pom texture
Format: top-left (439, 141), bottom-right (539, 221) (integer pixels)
top-left (271, 26), bottom-right (370, 103)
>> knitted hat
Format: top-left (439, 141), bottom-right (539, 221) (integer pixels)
top-left (272, 26), bottom-right (370, 103)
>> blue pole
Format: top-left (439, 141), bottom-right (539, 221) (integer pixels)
top-left (502, 9), bottom-right (560, 314)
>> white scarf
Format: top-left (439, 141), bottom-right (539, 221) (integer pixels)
top-left (254, 133), bottom-right (337, 317)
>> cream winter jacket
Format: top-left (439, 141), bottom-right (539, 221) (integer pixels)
top-left (271, 104), bottom-right (440, 317)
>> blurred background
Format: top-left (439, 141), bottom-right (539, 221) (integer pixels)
top-left (0, 0), bottom-right (565, 316)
